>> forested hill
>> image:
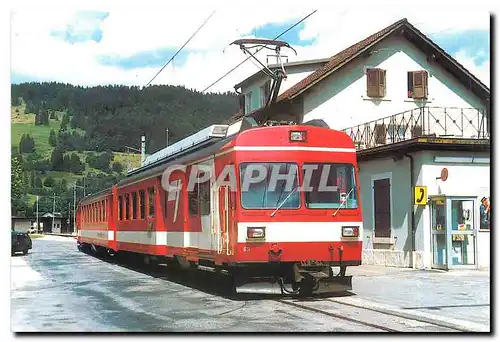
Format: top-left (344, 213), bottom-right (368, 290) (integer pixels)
top-left (11, 82), bottom-right (239, 154)
top-left (10, 82), bottom-right (238, 219)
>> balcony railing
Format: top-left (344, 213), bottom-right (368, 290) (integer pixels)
top-left (342, 107), bottom-right (489, 150)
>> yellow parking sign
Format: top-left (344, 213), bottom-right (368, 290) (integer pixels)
top-left (414, 186), bottom-right (427, 205)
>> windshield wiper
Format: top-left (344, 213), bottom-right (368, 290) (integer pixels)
top-left (270, 186), bottom-right (298, 217)
top-left (333, 186), bottom-right (355, 217)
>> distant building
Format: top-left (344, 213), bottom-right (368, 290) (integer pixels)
top-left (11, 212), bottom-right (70, 234)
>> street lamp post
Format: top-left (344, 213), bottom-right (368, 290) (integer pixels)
top-left (72, 183), bottom-right (85, 234)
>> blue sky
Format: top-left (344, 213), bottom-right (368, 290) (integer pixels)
top-left (98, 20), bottom-right (313, 71)
top-left (50, 11), bottom-right (109, 44)
top-left (10, 9), bottom-right (490, 90)
top-left (99, 48), bottom-right (194, 69)
top-left (430, 30), bottom-right (489, 65)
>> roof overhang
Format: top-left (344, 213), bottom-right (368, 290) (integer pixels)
top-left (356, 137), bottom-right (490, 162)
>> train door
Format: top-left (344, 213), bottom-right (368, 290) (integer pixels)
top-left (188, 158), bottom-right (215, 255)
top-left (217, 185), bottom-right (235, 256)
top-left (146, 186), bottom-right (156, 245)
top-left (165, 171), bottom-right (186, 250)
top-left (187, 165), bottom-right (202, 250)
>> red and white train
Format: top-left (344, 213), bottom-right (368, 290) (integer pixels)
top-left (76, 121), bottom-right (363, 295)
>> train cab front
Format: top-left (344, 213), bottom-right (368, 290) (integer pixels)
top-left (230, 125), bottom-right (363, 296)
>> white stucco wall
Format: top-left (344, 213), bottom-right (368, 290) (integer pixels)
top-left (417, 150), bottom-right (490, 269)
top-left (359, 150), bottom-right (490, 269)
top-left (301, 36), bottom-right (487, 134)
top-left (239, 63), bottom-right (324, 114)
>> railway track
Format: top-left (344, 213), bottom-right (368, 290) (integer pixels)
top-left (81, 250), bottom-right (485, 332)
top-left (276, 298), bottom-right (468, 332)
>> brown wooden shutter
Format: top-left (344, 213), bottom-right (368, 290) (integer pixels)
top-left (367, 69), bottom-right (378, 97)
top-left (412, 70), bottom-right (428, 99)
top-left (373, 178), bottom-right (391, 238)
top-left (367, 68), bottom-right (385, 98)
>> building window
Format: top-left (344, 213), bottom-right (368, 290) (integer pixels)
top-left (245, 91), bottom-right (252, 114)
top-left (373, 178), bottom-right (391, 238)
top-left (132, 192), bottom-right (138, 220)
top-left (118, 196), bottom-right (123, 221)
top-left (260, 80), bottom-right (271, 107)
top-left (148, 187), bottom-right (155, 218)
top-left (139, 190), bottom-right (145, 219)
top-left (366, 68), bottom-right (386, 98)
top-left (408, 70), bottom-right (428, 99)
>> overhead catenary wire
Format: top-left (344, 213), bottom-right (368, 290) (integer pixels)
top-left (143, 10), bottom-right (217, 89)
top-left (201, 9), bottom-right (318, 94)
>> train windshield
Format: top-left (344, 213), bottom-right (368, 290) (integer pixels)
top-left (303, 163), bottom-right (358, 209)
top-left (239, 163), bottom-right (300, 209)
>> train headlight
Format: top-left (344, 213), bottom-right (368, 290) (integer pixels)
top-left (342, 226), bottom-right (359, 237)
top-left (289, 130), bottom-right (307, 142)
top-left (247, 227), bottom-right (266, 239)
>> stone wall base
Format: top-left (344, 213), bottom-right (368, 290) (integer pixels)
top-left (362, 249), bottom-right (426, 269)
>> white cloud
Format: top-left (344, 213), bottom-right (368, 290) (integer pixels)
top-left (454, 49), bottom-right (490, 87)
top-left (10, 2), bottom-right (491, 93)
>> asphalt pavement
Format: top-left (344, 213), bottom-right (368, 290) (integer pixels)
top-left (10, 236), bottom-right (491, 332)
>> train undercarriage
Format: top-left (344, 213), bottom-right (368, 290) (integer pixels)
top-left (78, 241), bottom-right (353, 297)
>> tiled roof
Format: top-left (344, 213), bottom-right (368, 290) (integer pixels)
top-left (277, 18), bottom-right (408, 101)
top-left (276, 17), bottom-right (489, 102)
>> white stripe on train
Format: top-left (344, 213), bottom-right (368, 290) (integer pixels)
top-left (79, 221), bottom-right (362, 249)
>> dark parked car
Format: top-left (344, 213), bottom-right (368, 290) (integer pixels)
top-left (11, 230), bottom-right (32, 256)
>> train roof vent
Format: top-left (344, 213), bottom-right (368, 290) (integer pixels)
top-left (141, 124), bottom-right (229, 167)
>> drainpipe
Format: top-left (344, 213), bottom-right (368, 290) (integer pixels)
top-left (404, 153), bottom-right (415, 267)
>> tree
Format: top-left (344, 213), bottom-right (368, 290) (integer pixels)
top-left (112, 161), bottom-right (124, 174)
top-left (51, 147), bottom-right (64, 170)
top-left (61, 113), bottom-right (70, 130)
top-left (11, 153), bottom-right (25, 202)
top-left (19, 134), bottom-right (35, 153)
top-left (43, 176), bottom-right (55, 188)
top-left (49, 129), bottom-right (57, 147)
top-left (69, 153), bottom-right (85, 174)
top-left (34, 177), bottom-right (43, 191)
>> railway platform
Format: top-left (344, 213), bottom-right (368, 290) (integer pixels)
top-left (344, 264), bottom-right (490, 331)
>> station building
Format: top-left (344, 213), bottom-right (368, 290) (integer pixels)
top-left (227, 18), bottom-right (490, 269)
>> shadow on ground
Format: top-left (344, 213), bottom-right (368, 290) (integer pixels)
top-left (80, 249), bottom-right (357, 302)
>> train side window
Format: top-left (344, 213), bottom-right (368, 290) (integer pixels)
top-left (102, 200), bottom-right (105, 221)
top-left (132, 192), bottom-right (138, 220)
top-left (91, 203), bottom-right (94, 223)
top-left (139, 190), bottom-right (145, 219)
top-left (148, 187), bottom-right (155, 218)
top-left (188, 183), bottom-right (199, 216)
top-left (104, 200), bottom-right (107, 221)
top-left (199, 178), bottom-right (210, 216)
top-left (125, 194), bottom-right (130, 220)
top-left (118, 196), bottom-right (123, 221)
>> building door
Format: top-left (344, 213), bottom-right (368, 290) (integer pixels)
top-left (431, 199), bottom-right (447, 269)
top-left (373, 178), bottom-right (391, 238)
top-left (430, 197), bottom-right (478, 270)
